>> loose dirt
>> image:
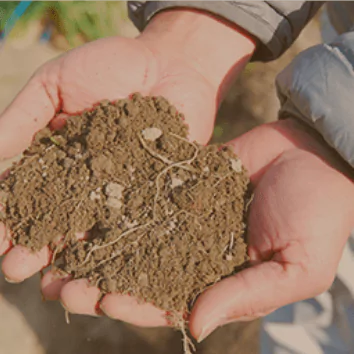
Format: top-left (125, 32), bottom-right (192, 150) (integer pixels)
top-left (0, 94), bottom-right (250, 349)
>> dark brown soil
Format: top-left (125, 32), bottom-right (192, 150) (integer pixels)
top-left (0, 94), bottom-right (250, 328)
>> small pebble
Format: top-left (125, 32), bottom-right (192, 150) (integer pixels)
top-left (169, 221), bottom-right (176, 229)
top-left (141, 127), bottom-right (162, 141)
top-left (105, 182), bottom-right (124, 199)
top-left (171, 177), bottom-right (184, 188)
top-left (107, 197), bottom-right (122, 209)
top-left (89, 191), bottom-right (101, 201)
top-left (230, 158), bottom-right (243, 173)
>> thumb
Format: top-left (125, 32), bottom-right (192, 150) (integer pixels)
top-left (189, 252), bottom-right (319, 342)
top-left (0, 69), bottom-right (59, 159)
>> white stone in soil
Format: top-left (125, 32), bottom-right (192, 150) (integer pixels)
top-left (230, 158), bottom-right (243, 173)
top-left (89, 191), bottom-right (101, 201)
top-left (106, 197), bottom-right (122, 209)
top-left (105, 182), bottom-right (124, 199)
top-left (141, 127), bottom-right (162, 141)
top-left (171, 177), bottom-right (184, 188)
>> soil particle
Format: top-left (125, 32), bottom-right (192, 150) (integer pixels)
top-left (0, 93), bottom-right (250, 332)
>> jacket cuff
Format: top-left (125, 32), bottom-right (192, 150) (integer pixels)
top-left (128, 1), bottom-right (323, 62)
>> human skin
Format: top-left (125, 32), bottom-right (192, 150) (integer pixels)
top-left (0, 9), bottom-right (353, 342)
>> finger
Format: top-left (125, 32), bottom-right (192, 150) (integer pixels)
top-left (2, 232), bottom-right (86, 282)
top-left (190, 259), bottom-right (311, 342)
top-left (60, 279), bottom-right (101, 316)
top-left (41, 270), bottom-right (71, 301)
top-left (0, 175), bottom-right (13, 255)
top-left (40, 233), bottom-right (86, 300)
top-left (150, 76), bottom-right (216, 145)
top-left (0, 223), bottom-right (11, 255)
top-left (101, 293), bottom-right (168, 327)
top-left (2, 246), bottom-right (51, 283)
top-left (0, 74), bottom-right (59, 159)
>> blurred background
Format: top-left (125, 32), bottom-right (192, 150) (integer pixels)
top-left (0, 2), bottom-right (322, 354)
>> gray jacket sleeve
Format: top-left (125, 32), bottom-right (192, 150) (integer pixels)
top-left (276, 30), bottom-right (354, 168)
top-left (128, 1), bottom-right (323, 61)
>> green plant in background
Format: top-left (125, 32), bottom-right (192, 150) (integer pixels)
top-left (0, 1), bottom-right (128, 48)
top-left (49, 1), bottom-right (128, 48)
top-left (0, 2), bottom-right (18, 26)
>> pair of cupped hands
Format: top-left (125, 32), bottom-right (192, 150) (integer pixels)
top-left (0, 10), bottom-right (353, 343)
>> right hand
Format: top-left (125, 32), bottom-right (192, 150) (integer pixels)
top-left (189, 119), bottom-right (354, 341)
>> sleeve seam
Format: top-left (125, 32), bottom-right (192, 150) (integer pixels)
top-left (228, 1), bottom-right (278, 33)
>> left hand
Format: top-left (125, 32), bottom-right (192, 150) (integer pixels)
top-left (189, 118), bottom-right (354, 342)
top-left (0, 9), bottom-right (256, 327)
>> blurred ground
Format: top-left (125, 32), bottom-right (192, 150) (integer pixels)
top-left (0, 11), bottom-right (321, 354)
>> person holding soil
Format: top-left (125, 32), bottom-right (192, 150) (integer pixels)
top-left (0, 1), bottom-right (353, 353)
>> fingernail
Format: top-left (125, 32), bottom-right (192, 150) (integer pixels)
top-left (197, 317), bottom-right (224, 343)
top-left (197, 315), bottom-right (255, 342)
top-left (4, 276), bottom-right (20, 284)
top-left (197, 327), bottom-right (212, 343)
top-left (223, 315), bottom-right (256, 325)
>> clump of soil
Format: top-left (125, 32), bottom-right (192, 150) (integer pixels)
top-left (0, 94), bottom-right (250, 336)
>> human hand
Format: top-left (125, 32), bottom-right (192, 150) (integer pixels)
top-left (0, 10), bottom-right (255, 325)
top-left (189, 118), bottom-right (354, 342)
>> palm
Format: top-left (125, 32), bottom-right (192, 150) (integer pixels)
top-left (44, 37), bottom-right (215, 144)
top-left (249, 149), bottom-right (347, 272)
top-left (49, 38), bottom-right (156, 115)
top-left (0, 37), bottom-right (216, 160)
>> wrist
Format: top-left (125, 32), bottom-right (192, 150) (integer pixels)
top-left (138, 9), bottom-right (256, 99)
